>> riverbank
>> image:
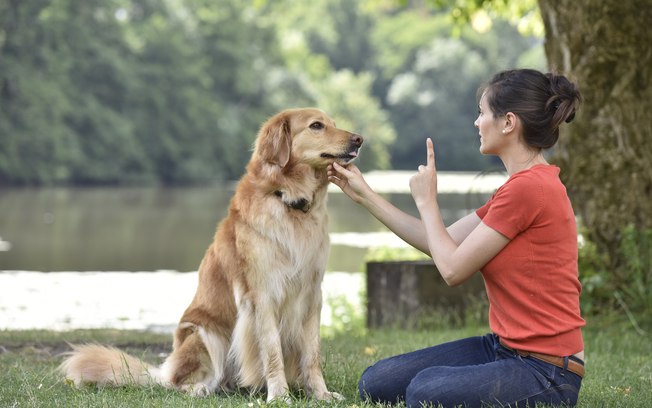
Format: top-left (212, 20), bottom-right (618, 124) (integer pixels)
top-left (0, 270), bottom-right (364, 332)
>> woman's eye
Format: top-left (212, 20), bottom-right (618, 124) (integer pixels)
top-left (310, 121), bottom-right (325, 130)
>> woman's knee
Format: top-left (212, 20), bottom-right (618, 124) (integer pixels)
top-left (358, 364), bottom-right (381, 400)
top-left (358, 360), bottom-right (405, 404)
top-left (405, 368), bottom-right (456, 408)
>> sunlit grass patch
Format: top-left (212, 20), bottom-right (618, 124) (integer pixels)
top-left (1, 318), bottom-right (650, 407)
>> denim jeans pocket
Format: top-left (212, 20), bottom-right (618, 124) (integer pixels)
top-left (516, 382), bottom-right (580, 407)
top-left (522, 355), bottom-right (557, 382)
top-left (521, 356), bottom-right (582, 406)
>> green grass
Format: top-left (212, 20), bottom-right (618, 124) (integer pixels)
top-left (1, 320), bottom-right (650, 407)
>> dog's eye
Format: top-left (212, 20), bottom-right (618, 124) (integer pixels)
top-left (309, 121), bottom-right (325, 130)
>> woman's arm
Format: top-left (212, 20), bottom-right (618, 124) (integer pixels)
top-left (327, 163), bottom-right (483, 254)
top-left (410, 139), bottom-right (509, 286)
top-left (328, 163), bottom-right (430, 253)
top-left (447, 212), bottom-right (483, 245)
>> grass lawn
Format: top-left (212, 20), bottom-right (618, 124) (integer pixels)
top-left (0, 319), bottom-right (650, 407)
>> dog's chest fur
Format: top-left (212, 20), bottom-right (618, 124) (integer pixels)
top-left (230, 178), bottom-right (330, 304)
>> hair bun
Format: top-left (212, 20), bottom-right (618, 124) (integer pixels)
top-left (565, 111), bottom-right (576, 123)
top-left (546, 73), bottom-right (582, 128)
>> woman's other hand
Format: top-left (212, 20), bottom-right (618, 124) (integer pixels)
top-left (327, 163), bottom-right (371, 204)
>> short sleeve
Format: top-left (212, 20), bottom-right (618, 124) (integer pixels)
top-left (479, 175), bottom-right (544, 239)
top-left (476, 196), bottom-right (492, 219)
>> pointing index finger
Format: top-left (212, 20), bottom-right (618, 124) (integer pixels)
top-left (426, 138), bottom-right (435, 169)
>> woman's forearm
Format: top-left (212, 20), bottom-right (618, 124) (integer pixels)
top-left (327, 163), bottom-right (431, 254)
top-left (417, 201), bottom-right (508, 286)
top-left (359, 190), bottom-right (483, 256)
top-left (359, 189), bottom-right (431, 254)
top-left (416, 201), bottom-right (460, 282)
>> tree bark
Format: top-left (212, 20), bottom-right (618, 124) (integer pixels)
top-left (538, 0), bottom-right (652, 273)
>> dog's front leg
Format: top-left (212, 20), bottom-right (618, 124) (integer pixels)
top-left (300, 298), bottom-right (344, 401)
top-left (255, 302), bottom-right (289, 402)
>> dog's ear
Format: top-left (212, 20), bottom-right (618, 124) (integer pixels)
top-left (256, 113), bottom-right (292, 168)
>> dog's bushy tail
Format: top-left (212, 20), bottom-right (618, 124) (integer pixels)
top-left (59, 344), bottom-right (166, 388)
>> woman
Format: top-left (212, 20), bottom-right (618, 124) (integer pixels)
top-left (327, 69), bottom-right (585, 407)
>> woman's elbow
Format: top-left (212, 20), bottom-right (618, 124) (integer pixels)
top-left (442, 275), bottom-right (463, 287)
top-left (439, 267), bottom-right (474, 287)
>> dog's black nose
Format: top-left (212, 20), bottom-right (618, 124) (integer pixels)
top-left (351, 133), bottom-right (363, 147)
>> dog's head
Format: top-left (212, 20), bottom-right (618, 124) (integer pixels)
top-left (254, 108), bottom-right (363, 169)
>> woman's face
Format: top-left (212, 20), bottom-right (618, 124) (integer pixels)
top-left (474, 92), bottom-right (505, 155)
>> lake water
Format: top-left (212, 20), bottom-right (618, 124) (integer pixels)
top-left (0, 270), bottom-right (366, 331)
top-left (0, 171), bottom-right (506, 331)
top-left (0, 171), bottom-right (505, 273)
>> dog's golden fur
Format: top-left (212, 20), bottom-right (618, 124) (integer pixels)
top-left (59, 108), bottom-right (363, 401)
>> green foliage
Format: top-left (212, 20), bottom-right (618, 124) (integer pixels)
top-left (364, 245), bottom-right (430, 262)
top-left (257, 0), bottom-right (397, 172)
top-left (579, 224), bottom-right (652, 326)
top-left (385, 36), bottom-right (489, 170)
top-left (321, 293), bottom-right (367, 338)
top-left (0, 0), bottom-right (297, 185)
top-left (272, 1), bottom-right (544, 171)
top-left (380, 15), bottom-right (544, 171)
top-left (371, 10), bottom-right (451, 82)
top-left (578, 229), bottom-right (613, 315)
top-left (1, 0), bottom-right (542, 185)
top-left (424, 0), bottom-right (543, 36)
top-left (617, 225), bottom-right (652, 322)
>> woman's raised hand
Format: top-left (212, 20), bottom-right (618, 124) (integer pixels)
top-left (409, 138), bottom-right (438, 208)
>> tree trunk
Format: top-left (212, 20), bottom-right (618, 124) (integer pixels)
top-left (538, 0), bottom-right (652, 274)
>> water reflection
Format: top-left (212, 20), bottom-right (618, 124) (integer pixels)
top-left (0, 185), bottom-right (493, 272)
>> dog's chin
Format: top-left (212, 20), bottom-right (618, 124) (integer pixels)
top-left (320, 150), bottom-right (359, 166)
top-left (335, 156), bottom-right (357, 166)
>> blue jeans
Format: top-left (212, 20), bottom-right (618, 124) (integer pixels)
top-left (358, 333), bottom-right (583, 407)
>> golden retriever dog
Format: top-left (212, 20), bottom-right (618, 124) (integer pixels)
top-left (59, 108), bottom-right (363, 402)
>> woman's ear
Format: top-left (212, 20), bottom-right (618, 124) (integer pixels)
top-left (255, 113), bottom-right (292, 167)
top-left (503, 112), bottom-right (518, 134)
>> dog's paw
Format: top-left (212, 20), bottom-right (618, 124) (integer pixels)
top-left (314, 390), bottom-right (345, 401)
top-left (181, 383), bottom-right (212, 397)
top-left (266, 392), bottom-right (292, 405)
top-left (266, 383), bottom-right (291, 404)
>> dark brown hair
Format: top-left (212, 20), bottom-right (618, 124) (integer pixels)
top-left (480, 69), bottom-right (582, 150)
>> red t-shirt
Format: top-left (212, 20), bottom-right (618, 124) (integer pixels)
top-left (476, 164), bottom-right (585, 356)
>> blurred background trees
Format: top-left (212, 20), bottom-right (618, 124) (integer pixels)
top-left (0, 0), bottom-right (544, 185)
top-left (2, 0), bottom-right (650, 320)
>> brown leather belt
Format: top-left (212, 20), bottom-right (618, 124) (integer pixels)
top-left (499, 339), bottom-right (585, 378)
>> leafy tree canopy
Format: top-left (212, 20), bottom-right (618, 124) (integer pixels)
top-left (0, 0), bottom-right (543, 185)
